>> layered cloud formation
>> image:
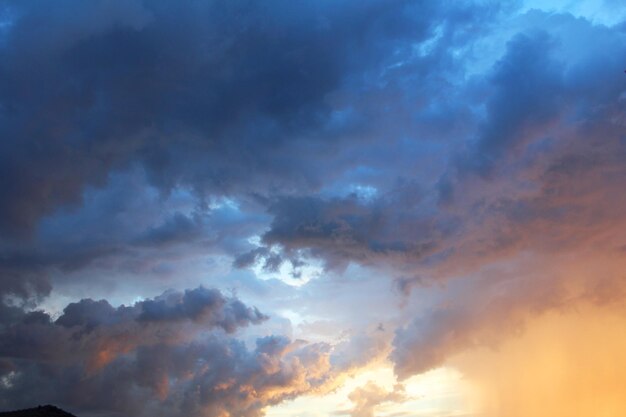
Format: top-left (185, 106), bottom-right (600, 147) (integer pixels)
top-left (1, 1), bottom-right (625, 416)
top-left (0, 287), bottom-right (380, 416)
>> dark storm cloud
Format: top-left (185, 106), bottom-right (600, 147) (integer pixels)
top-left (256, 180), bottom-right (441, 270)
top-left (0, 0), bottom-right (493, 309)
top-left (459, 31), bottom-right (565, 176)
top-left (136, 287), bottom-right (267, 331)
top-left (0, 287), bottom-right (292, 416)
top-left (53, 286), bottom-right (268, 331)
top-left (442, 13), bottom-right (626, 200)
top-left (0, 335), bottom-right (337, 417)
top-left (0, 0), bottom-right (451, 238)
top-left (252, 11), bottom-right (626, 276)
top-left (0, 169), bottom-right (269, 305)
top-left (0, 261), bottom-right (52, 305)
top-left (0, 286), bottom-right (382, 417)
top-left (134, 213), bottom-right (202, 247)
top-left (0, 287), bottom-right (266, 366)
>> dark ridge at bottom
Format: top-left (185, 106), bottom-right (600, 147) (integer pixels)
top-left (0, 405), bottom-right (77, 417)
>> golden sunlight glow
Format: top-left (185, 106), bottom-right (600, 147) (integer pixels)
top-left (454, 303), bottom-right (626, 417)
top-left (265, 363), bottom-right (475, 417)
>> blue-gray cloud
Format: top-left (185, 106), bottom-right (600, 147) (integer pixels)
top-left (0, 0), bottom-right (491, 308)
top-left (0, 0), bottom-right (463, 237)
top-left (0, 286), bottom-right (384, 417)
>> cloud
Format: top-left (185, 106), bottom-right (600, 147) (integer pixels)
top-left (0, 287), bottom-right (266, 370)
top-left (0, 168), bottom-right (271, 305)
top-left (0, 0), bottom-right (492, 311)
top-left (391, 240), bottom-right (626, 378)
top-left (0, 0), bottom-right (458, 238)
top-left (0, 334), bottom-right (335, 417)
top-left (239, 12), bottom-right (626, 389)
top-left (455, 30), bottom-right (565, 177)
top-left (0, 285), bottom-right (388, 417)
top-left (256, 179), bottom-right (441, 271)
top-left (255, 10), bottom-right (626, 274)
top-left (345, 382), bottom-right (408, 417)
top-left (135, 287), bottom-right (267, 332)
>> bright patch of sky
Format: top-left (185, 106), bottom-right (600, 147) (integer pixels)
top-left (251, 250), bottom-right (325, 287)
top-left (266, 364), bottom-right (475, 417)
top-left (463, 0), bottom-right (624, 79)
top-left (416, 24), bottom-right (445, 58)
top-left (0, 372), bottom-right (17, 389)
top-left (318, 181), bottom-right (380, 201)
top-left (523, 0), bottom-right (626, 26)
top-left (349, 184), bottom-right (379, 201)
top-left (0, 4), bottom-right (14, 42)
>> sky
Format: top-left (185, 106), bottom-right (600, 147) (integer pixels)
top-left (0, 1), bottom-right (625, 416)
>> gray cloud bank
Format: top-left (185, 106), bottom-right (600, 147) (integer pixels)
top-left (0, 286), bottom-right (378, 417)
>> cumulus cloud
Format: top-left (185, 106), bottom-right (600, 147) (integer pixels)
top-left (0, 334), bottom-right (338, 417)
top-left (345, 382), bottom-right (408, 417)
top-left (0, 287), bottom-right (385, 417)
top-left (0, 287), bottom-right (266, 371)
